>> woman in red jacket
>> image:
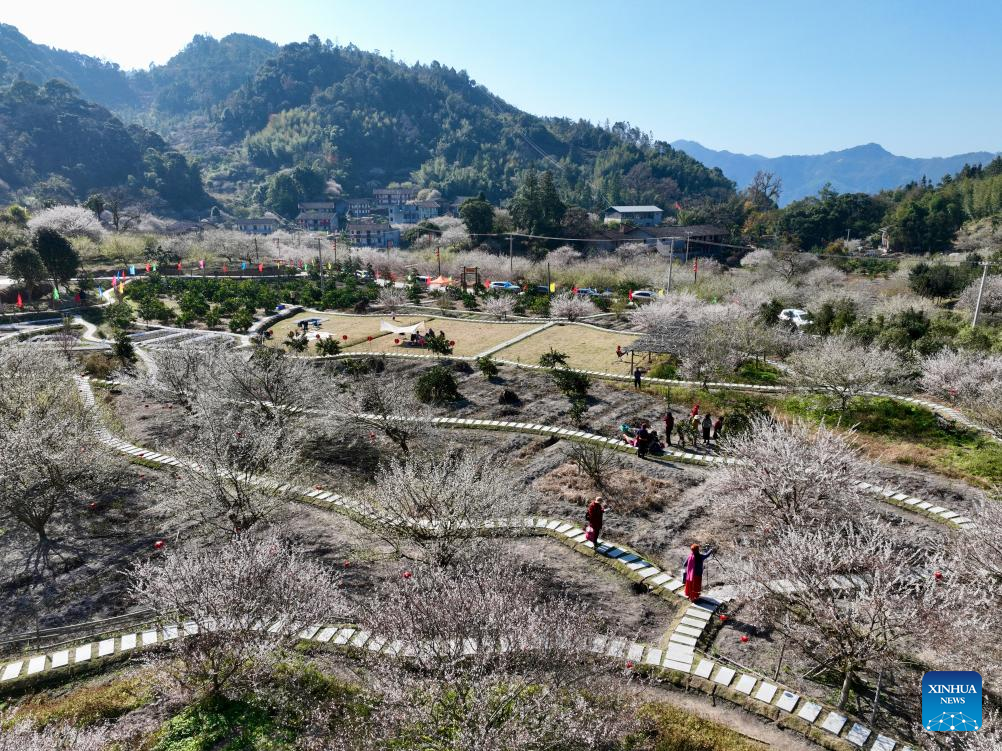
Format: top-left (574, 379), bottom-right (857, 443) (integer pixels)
top-left (585, 496), bottom-right (606, 549)
top-left (683, 543), bottom-right (715, 602)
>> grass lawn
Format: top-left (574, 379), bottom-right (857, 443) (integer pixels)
top-left (781, 395), bottom-right (1002, 488)
top-left (344, 317), bottom-right (542, 357)
top-left (492, 323), bottom-right (639, 375)
top-left (268, 312), bottom-right (431, 350)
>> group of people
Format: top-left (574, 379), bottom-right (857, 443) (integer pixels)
top-left (665, 405), bottom-right (724, 447)
top-left (405, 327), bottom-right (449, 349)
top-left (585, 496), bottom-right (714, 602)
top-left (621, 405), bottom-right (725, 454)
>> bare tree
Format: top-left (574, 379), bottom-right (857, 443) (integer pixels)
top-left (27, 205), bottom-right (104, 242)
top-left (714, 416), bottom-right (866, 525)
top-left (920, 350), bottom-right (1002, 438)
top-left (550, 291), bottom-right (598, 321)
top-left (735, 517), bottom-right (939, 709)
top-left (786, 334), bottom-right (912, 411)
top-left (377, 286), bottom-right (407, 315)
top-left (358, 450), bottom-right (526, 566)
top-left (0, 347), bottom-right (117, 571)
top-left (566, 441), bottom-right (617, 491)
top-left (352, 548), bottom-right (632, 751)
top-left (130, 533), bottom-right (347, 699)
top-left (481, 295), bottom-right (516, 320)
top-left (0, 714), bottom-right (111, 751)
top-left (771, 248), bottom-right (819, 282)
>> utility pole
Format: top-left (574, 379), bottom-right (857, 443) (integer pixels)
top-left (436, 246), bottom-right (442, 276)
top-left (684, 234), bottom-right (691, 264)
top-left (972, 261), bottom-right (990, 327)
top-left (547, 262), bottom-right (551, 294)
top-left (509, 234), bottom-right (514, 274)
top-left (317, 237), bottom-right (324, 295)
top-left (666, 239), bottom-right (674, 292)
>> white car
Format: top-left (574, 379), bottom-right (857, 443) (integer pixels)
top-left (630, 290), bottom-right (657, 302)
top-left (489, 281), bottom-right (522, 292)
top-left (779, 308), bottom-right (812, 327)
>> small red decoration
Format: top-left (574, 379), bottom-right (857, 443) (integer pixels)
top-left (625, 660), bottom-right (634, 669)
top-left (394, 338), bottom-right (400, 344)
top-left (343, 560), bottom-right (350, 568)
top-left (719, 614), bottom-right (728, 622)
top-left (934, 570), bottom-right (943, 581)
top-left (449, 340), bottom-right (455, 346)
top-left (154, 540), bottom-right (165, 550)
top-left (402, 570), bottom-right (412, 579)
top-left (367, 335), bottom-right (373, 341)
top-left (88, 502), bottom-right (98, 510)
top-left (342, 334), bottom-right (348, 341)
top-left (314, 484), bottom-right (324, 490)
top-left (740, 635), bottom-right (749, 643)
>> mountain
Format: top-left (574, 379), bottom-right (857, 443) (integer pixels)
top-left (672, 140), bottom-right (999, 205)
top-left (0, 23), bottom-right (136, 108)
top-left (0, 79), bottom-right (210, 212)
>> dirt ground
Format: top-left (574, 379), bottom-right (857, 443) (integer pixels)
top-left (492, 322), bottom-right (640, 375)
top-left (268, 312), bottom-right (430, 349)
top-left (344, 317), bottom-right (543, 357)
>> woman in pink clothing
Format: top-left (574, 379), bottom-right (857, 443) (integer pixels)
top-left (682, 543), bottom-right (715, 602)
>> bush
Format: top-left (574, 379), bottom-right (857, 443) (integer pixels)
top-left (339, 357), bottom-right (386, 376)
top-left (204, 305), bottom-right (222, 329)
top-left (112, 330), bottom-right (136, 363)
top-left (538, 348), bottom-right (569, 368)
top-left (415, 365), bottom-right (461, 404)
top-left (648, 361), bottom-right (678, 380)
top-left (566, 442), bottom-right (615, 490)
top-left (228, 308), bottom-right (254, 333)
top-left (461, 291), bottom-right (478, 309)
top-left (315, 337), bottom-right (341, 356)
top-left (283, 330), bottom-right (309, 353)
top-left (498, 388), bottom-right (521, 406)
top-left (20, 676), bottom-right (151, 727)
top-left (551, 369), bottom-right (590, 399)
top-left (476, 355), bottom-right (499, 379)
top-left (81, 352), bottom-right (115, 379)
top-left (425, 333), bottom-right (454, 355)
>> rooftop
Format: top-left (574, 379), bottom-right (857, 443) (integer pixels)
top-left (606, 205), bottom-right (664, 213)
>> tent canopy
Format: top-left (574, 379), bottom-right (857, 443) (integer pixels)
top-left (429, 275), bottom-right (453, 286)
top-left (380, 320), bottom-right (422, 337)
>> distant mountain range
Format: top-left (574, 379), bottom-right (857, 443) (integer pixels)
top-left (672, 140), bottom-right (999, 205)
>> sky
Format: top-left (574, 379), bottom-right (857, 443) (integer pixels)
top-left (5, 0), bottom-right (1002, 158)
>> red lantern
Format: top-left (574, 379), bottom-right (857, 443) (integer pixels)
top-left (88, 502), bottom-right (98, 510)
top-left (154, 540), bottom-right (165, 550)
top-left (367, 335), bottom-right (373, 341)
top-left (934, 570), bottom-right (943, 581)
top-left (740, 635), bottom-right (749, 643)
top-left (343, 560), bottom-right (350, 568)
top-left (625, 660), bottom-right (634, 669)
top-left (394, 338), bottom-right (400, 344)
top-left (719, 614), bottom-right (728, 622)
top-left (315, 484), bottom-right (324, 490)
top-left (402, 570), bottom-right (412, 579)
top-left (449, 340), bottom-right (455, 346)
top-left (342, 335), bottom-right (348, 341)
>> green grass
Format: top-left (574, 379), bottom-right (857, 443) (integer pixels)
top-left (732, 359), bottom-right (782, 385)
top-left (16, 674), bottom-right (152, 727)
top-left (631, 702), bottom-right (767, 750)
top-left (780, 395), bottom-right (1002, 487)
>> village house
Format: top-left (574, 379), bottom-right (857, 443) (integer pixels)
top-left (389, 199), bottom-right (444, 224)
top-left (346, 197), bottom-right (373, 216)
top-left (295, 201), bottom-right (339, 232)
top-left (234, 215), bottom-right (280, 235)
top-left (373, 187), bottom-right (419, 207)
top-left (586, 224), bottom-right (728, 256)
top-left (602, 205), bottom-right (664, 227)
top-left (346, 220), bottom-right (401, 249)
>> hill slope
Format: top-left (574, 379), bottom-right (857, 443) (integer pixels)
top-left (0, 79), bottom-right (209, 212)
top-left (673, 140), bottom-right (999, 205)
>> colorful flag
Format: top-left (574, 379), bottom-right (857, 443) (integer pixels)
top-left (52, 287), bottom-right (60, 301)
top-left (177, 262), bottom-right (182, 271)
top-left (258, 263), bottom-right (264, 273)
top-left (628, 290), bottom-right (634, 300)
top-left (98, 286), bottom-right (104, 296)
top-left (223, 264), bottom-right (228, 273)
top-left (129, 265), bottom-right (136, 276)
top-left (16, 293), bottom-right (23, 309)
top-left (549, 282), bottom-right (556, 293)
top-left (198, 259), bottom-right (205, 270)
top-left (74, 293), bottom-right (81, 303)
top-left (152, 263), bottom-right (157, 272)
top-left (241, 261), bottom-right (247, 270)
top-left (145, 263), bottom-right (151, 273)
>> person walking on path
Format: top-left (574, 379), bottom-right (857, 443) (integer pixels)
top-left (702, 414), bottom-right (713, 445)
top-left (712, 415), bottom-right (724, 441)
top-left (585, 496), bottom-right (607, 549)
top-left (663, 410), bottom-right (675, 445)
top-left (683, 543), bottom-right (715, 602)
top-left (633, 366), bottom-right (644, 389)
top-left (616, 344), bottom-right (623, 360)
top-left (636, 422), bottom-right (651, 459)
top-left (690, 403), bottom-right (700, 418)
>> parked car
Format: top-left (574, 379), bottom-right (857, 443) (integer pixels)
top-left (489, 281), bottom-right (522, 292)
top-left (779, 308), bottom-right (812, 327)
top-left (630, 290), bottom-right (657, 302)
top-left (574, 287), bottom-right (601, 297)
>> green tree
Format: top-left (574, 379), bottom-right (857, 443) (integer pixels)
top-left (263, 166), bottom-right (326, 218)
top-left (229, 308), bottom-right (254, 333)
top-left (459, 193), bottom-right (495, 237)
top-left (32, 227), bottom-right (79, 288)
top-left (8, 246), bottom-right (47, 302)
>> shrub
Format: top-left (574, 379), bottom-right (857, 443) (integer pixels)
top-left (316, 337), bottom-right (341, 356)
top-left (566, 442), bottom-right (615, 489)
top-left (204, 305), bottom-right (222, 329)
top-left (415, 365), bottom-right (461, 404)
top-left (425, 333), bottom-right (454, 355)
top-left (283, 330), bottom-right (309, 353)
top-left (476, 355), bottom-right (499, 379)
top-left (112, 330), bottom-right (136, 363)
top-left (538, 348), bottom-right (569, 368)
top-left (228, 308), bottom-right (254, 333)
top-left (551, 369), bottom-right (590, 399)
top-left (81, 352), bottom-right (115, 379)
top-left (648, 361), bottom-right (678, 380)
top-left (498, 388), bottom-right (521, 406)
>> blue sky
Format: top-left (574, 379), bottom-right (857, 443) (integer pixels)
top-left (6, 0), bottom-right (1002, 157)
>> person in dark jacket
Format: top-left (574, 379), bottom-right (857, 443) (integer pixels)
top-left (585, 496), bottom-right (607, 549)
top-left (635, 423), bottom-right (651, 459)
top-left (683, 544), bottom-right (715, 602)
top-left (712, 415), bottom-right (724, 441)
top-left (702, 414), bottom-right (713, 445)
top-left (633, 367), bottom-right (644, 389)
top-left (663, 410), bottom-right (675, 445)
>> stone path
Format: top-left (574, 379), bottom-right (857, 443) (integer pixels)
top-left (1, 376), bottom-right (940, 750)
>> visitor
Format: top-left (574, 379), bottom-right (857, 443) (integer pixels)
top-left (616, 344), bottom-right (623, 360)
top-left (648, 429), bottom-right (664, 456)
top-left (620, 422), bottom-right (637, 446)
top-left (636, 422), bottom-right (651, 459)
top-left (712, 415), bottom-right (724, 441)
top-left (676, 421), bottom-right (687, 448)
top-left (585, 496), bottom-right (607, 549)
top-left (690, 403), bottom-right (700, 418)
top-left (702, 414), bottom-right (713, 445)
top-left (682, 543), bottom-right (715, 602)
top-left (633, 366), bottom-right (644, 389)
top-left (663, 410), bottom-right (675, 445)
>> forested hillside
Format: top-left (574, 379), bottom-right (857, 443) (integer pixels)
top-left (0, 79), bottom-right (210, 212)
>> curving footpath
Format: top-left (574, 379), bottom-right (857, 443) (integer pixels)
top-left (0, 376), bottom-right (946, 750)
